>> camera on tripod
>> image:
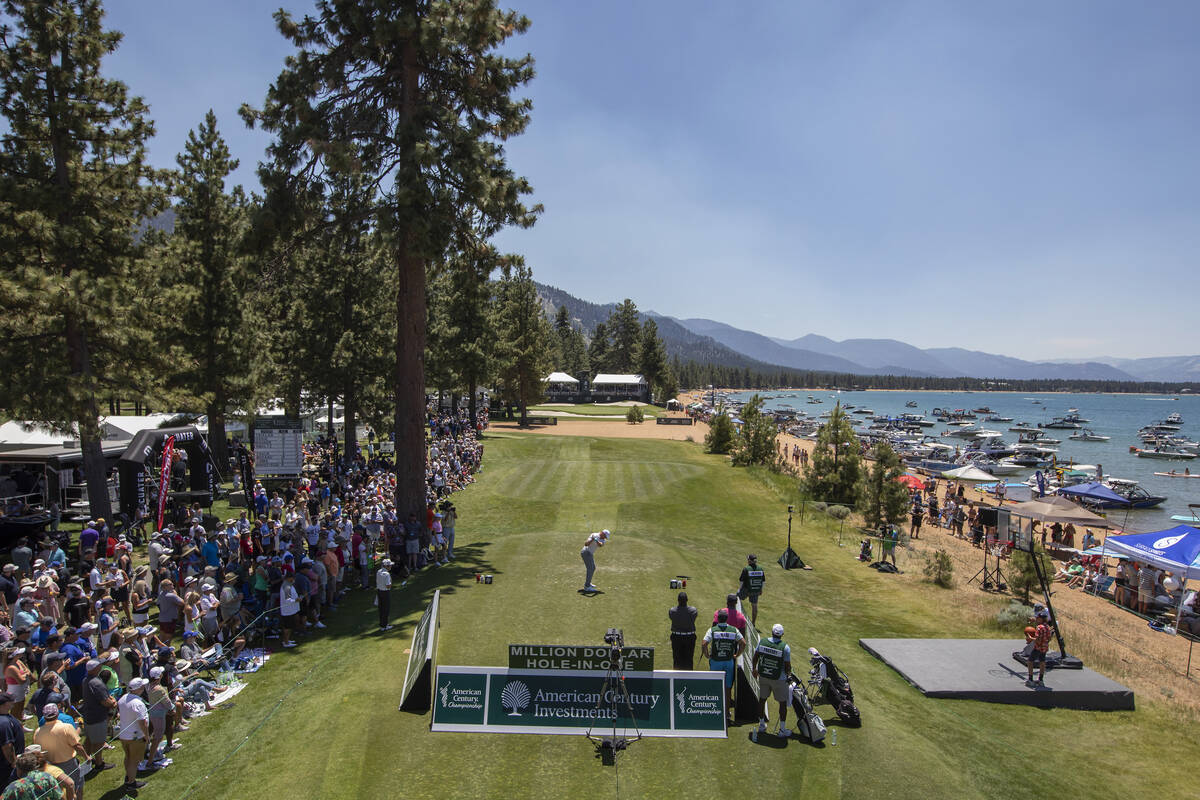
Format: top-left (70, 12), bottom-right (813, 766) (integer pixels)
top-left (603, 628), bottom-right (624, 647)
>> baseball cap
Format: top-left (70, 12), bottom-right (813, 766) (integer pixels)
top-left (40, 703), bottom-right (58, 718)
top-left (747, 553), bottom-right (757, 562)
top-left (183, 631), bottom-right (198, 639)
top-left (127, 678), bottom-right (148, 692)
top-left (85, 659), bottom-right (101, 671)
top-left (601, 529), bottom-right (611, 537)
top-left (771, 624), bottom-right (784, 637)
top-left (149, 666), bottom-right (164, 679)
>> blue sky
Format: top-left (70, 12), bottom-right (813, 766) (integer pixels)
top-left (102, 1), bottom-right (1200, 361)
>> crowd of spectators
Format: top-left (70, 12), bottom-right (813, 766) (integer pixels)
top-left (0, 407), bottom-right (487, 798)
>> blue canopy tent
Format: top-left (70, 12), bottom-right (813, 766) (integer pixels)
top-left (1098, 526), bottom-right (1200, 635)
top-left (1056, 482), bottom-right (1131, 509)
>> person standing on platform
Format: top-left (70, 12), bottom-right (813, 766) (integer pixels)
top-left (701, 609), bottom-right (744, 726)
top-left (752, 623), bottom-right (792, 739)
top-left (667, 592), bottom-right (697, 669)
top-left (377, 559), bottom-right (394, 632)
top-left (579, 530), bottom-right (609, 592)
top-left (737, 554), bottom-right (765, 628)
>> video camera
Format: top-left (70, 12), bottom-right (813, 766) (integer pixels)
top-left (603, 628), bottom-right (624, 648)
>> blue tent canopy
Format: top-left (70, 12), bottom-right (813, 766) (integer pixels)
top-left (1102, 526), bottom-right (1200, 579)
top-left (1057, 482), bottom-right (1130, 506)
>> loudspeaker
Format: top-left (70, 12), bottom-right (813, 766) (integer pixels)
top-left (778, 547), bottom-right (805, 570)
top-left (202, 514), bottom-right (221, 531)
top-left (978, 507), bottom-right (999, 527)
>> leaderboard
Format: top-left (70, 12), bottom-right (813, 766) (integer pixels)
top-left (254, 416), bottom-right (303, 476)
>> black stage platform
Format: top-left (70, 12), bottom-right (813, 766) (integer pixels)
top-left (860, 638), bottom-right (1134, 711)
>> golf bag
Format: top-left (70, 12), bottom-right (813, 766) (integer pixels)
top-left (808, 649), bottom-right (861, 726)
top-left (786, 672), bottom-right (826, 744)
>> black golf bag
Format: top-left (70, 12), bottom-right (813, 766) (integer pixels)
top-left (786, 672), bottom-right (825, 744)
top-left (808, 651), bottom-right (861, 726)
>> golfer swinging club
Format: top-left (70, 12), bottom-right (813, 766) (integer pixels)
top-left (580, 529), bottom-right (610, 592)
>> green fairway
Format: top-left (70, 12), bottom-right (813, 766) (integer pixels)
top-left (89, 433), bottom-right (1195, 800)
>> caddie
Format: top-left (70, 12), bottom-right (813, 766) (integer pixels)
top-left (737, 553), bottom-right (766, 627)
top-left (701, 608), bottom-right (744, 726)
top-left (751, 623), bottom-right (792, 739)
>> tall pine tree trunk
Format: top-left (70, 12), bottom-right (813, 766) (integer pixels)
top-left (393, 244), bottom-right (427, 518)
top-left (208, 390), bottom-right (228, 475)
top-left (343, 384), bottom-right (357, 465)
top-left (65, 311), bottom-right (112, 520)
top-left (467, 374), bottom-right (477, 429)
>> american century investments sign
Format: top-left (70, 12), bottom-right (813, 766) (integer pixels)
top-left (432, 667), bottom-right (726, 738)
top-left (508, 644), bottom-right (654, 672)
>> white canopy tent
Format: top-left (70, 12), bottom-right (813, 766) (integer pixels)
top-left (940, 464), bottom-right (997, 482)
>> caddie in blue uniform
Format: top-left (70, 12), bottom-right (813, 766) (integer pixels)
top-left (752, 623), bottom-right (792, 738)
top-left (737, 553), bottom-right (766, 627)
top-left (701, 608), bottom-right (744, 726)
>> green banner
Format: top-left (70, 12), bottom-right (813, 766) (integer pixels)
top-left (507, 644), bottom-right (654, 672)
top-left (432, 667), bottom-right (726, 738)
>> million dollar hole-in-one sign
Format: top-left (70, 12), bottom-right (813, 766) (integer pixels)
top-left (507, 644), bottom-right (654, 672)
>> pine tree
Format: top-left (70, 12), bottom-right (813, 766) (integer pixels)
top-left (160, 110), bottom-right (253, 467)
top-left (245, 0), bottom-right (538, 515)
top-left (705, 412), bottom-right (735, 455)
top-left (0, 0), bottom-right (166, 519)
top-left (802, 402), bottom-right (861, 505)
top-left (731, 395), bottom-right (779, 467)
top-left (606, 299), bottom-right (642, 373)
top-left (638, 319), bottom-right (670, 403)
top-left (494, 266), bottom-right (552, 426)
top-left (856, 442), bottom-right (911, 529)
top-left (588, 322), bottom-right (610, 375)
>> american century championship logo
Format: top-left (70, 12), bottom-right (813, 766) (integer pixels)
top-left (440, 681), bottom-right (451, 708)
top-left (501, 680), bottom-right (532, 716)
top-left (676, 688), bottom-right (687, 714)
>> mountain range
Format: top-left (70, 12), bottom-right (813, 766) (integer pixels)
top-left (535, 281), bottom-right (1200, 383)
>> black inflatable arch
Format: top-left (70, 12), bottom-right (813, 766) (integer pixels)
top-left (117, 426), bottom-right (220, 517)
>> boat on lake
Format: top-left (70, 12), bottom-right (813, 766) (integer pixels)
top-left (1068, 429), bottom-right (1110, 442)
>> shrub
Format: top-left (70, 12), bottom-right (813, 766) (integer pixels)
top-left (996, 600), bottom-right (1035, 630)
top-left (811, 501), bottom-right (828, 514)
top-left (1008, 549), bottom-right (1048, 604)
top-left (625, 405), bottom-right (644, 424)
top-left (828, 505), bottom-right (851, 521)
top-left (705, 412), bottom-right (735, 454)
top-left (923, 549), bottom-right (954, 588)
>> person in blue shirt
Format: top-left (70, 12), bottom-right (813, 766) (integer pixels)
top-left (201, 532), bottom-right (221, 569)
top-left (58, 629), bottom-right (89, 702)
top-left (254, 491), bottom-right (269, 518)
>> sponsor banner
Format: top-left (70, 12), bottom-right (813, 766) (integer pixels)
top-left (508, 644), bottom-right (654, 672)
top-left (432, 667), bottom-right (726, 738)
top-left (399, 590), bottom-right (440, 711)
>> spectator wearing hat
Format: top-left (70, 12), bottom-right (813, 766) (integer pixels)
top-left (737, 554), bottom-right (766, 628)
top-left (62, 586), bottom-right (90, 631)
top-left (3, 751), bottom-right (62, 800)
top-left (156, 581), bottom-right (184, 643)
top-left (97, 599), bottom-right (118, 651)
top-left (11, 600), bottom-right (37, 634)
top-left (376, 560), bottom-right (394, 632)
top-left (33, 703), bottom-right (87, 798)
top-left (58, 631), bottom-right (89, 704)
top-left (143, 668), bottom-right (171, 771)
top-left (0, 648), bottom-right (30, 729)
top-left (116, 678), bottom-right (149, 794)
top-left (279, 574), bottom-right (300, 649)
top-left (79, 659), bottom-right (115, 774)
top-left (21, 743), bottom-right (77, 800)
top-left (107, 559), bottom-right (131, 624)
top-left (0, 691), bottom-right (26, 789)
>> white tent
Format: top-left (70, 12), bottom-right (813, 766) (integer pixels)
top-left (100, 414), bottom-right (178, 439)
top-left (0, 421), bottom-right (76, 446)
top-left (940, 464), bottom-right (997, 481)
top-left (543, 372), bottom-right (579, 384)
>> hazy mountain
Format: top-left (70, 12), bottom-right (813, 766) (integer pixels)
top-left (1050, 355), bottom-right (1200, 383)
top-left (675, 318), bottom-right (880, 374)
top-left (535, 283), bottom-right (1177, 382)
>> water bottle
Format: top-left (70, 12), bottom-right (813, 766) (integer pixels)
top-left (831, 728), bottom-right (837, 746)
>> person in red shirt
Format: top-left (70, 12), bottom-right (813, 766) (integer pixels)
top-left (712, 593), bottom-right (747, 635)
top-left (1025, 608), bottom-right (1053, 686)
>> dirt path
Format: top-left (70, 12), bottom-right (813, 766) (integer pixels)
top-left (489, 414), bottom-right (708, 442)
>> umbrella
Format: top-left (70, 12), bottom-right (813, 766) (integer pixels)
top-left (1005, 495), bottom-right (1111, 528)
top-left (1056, 482), bottom-right (1130, 507)
top-left (896, 474), bottom-right (924, 490)
top-left (940, 465), bottom-right (997, 481)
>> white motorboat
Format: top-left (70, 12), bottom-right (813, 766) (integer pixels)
top-left (1068, 429), bottom-right (1109, 442)
top-left (1134, 447), bottom-right (1197, 460)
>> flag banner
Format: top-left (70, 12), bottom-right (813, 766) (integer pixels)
top-left (431, 666), bottom-right (726, 738)
top-left (156, 435), bottom-right (175, 532)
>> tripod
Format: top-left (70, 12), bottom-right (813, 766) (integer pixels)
top-left (968, 536), bottom-right (1008, 591)
top-left (585, 646), bottom-right (643, 766)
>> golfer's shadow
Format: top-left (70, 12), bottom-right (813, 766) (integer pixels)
top-left (749, 731), bottom-right (789, 749)
top-left (579, 589), bottom-right (605, 597)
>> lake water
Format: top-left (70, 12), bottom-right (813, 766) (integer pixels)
top-left (721, 389), bottom-right (1200, 533)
